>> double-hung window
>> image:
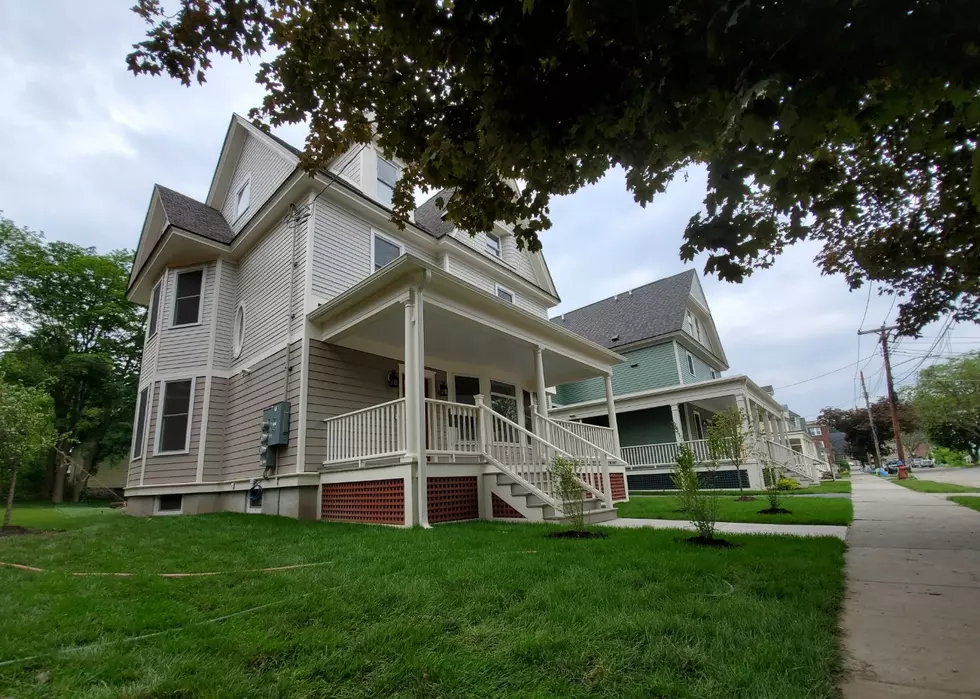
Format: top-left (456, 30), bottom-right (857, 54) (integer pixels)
top-left (486, 233), bottom-right (501, 258)
top-left (373, 232), bottom-right (403, 271)
top-left (377, 156), bottom-right (399, 207)
top-left (172, 269), bottom-right (204, 326)
top-left (157, 379), bottom-right (194, 453)
top-left (147, 282), bottom-right (162, 339)
top-left (131, 387), bottom-right (149, 459)
top-left (490, 380), bottom-right (519, 441)
top-left (235, 176), bottom-right (251, 219)
top-left (686, 352), bottom-right (696, 376)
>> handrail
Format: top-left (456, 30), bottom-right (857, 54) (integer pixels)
top-left (546, 416), bottom-right (617, 454)
top-left (322, 398), bottom-right (406, 464)
top-left (322, 397), bottom-right (405, 423)
top-left (535, 412), bottom-right (622, 464)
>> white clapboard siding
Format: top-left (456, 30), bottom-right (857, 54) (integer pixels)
top-left (310, 198), bottom-right (436, 302)
top-left (446, 254), bottom-right (548, 318)
top-left (139, 333), bottom-right (158, 387)
top-left (232, 219), bottom-right (294, 367)
top-left (156, 263), bottom-right (216, 373)
top-left (335, 147), bottom-right (362, 185)
top-left (304, 340), bottom-right (400, 470)
top-left (212, 262), bottom-right (239, 372)
top-left (142, 378), bottom-right (206, 485)
top-left (221, 342), bottom-right (301, 481)
top-left (202, 376), bottom-right (227, 481)
top-left (503, 234), bottom-right (538, 283)
top-left (222, 133), bottom-right (295, 233)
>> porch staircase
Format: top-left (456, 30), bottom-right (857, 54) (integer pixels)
top-left (487, 471), bottom-right (619, 524)
top-left (764, 439), bottom-right (829, 486)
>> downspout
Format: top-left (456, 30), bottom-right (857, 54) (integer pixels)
top-left (282, 203), bottom-right (308, 400)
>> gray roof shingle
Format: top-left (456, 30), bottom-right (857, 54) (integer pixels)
top-left (156, 185), bottom-right (234, 244)
top-left (551, 270), bottom-right (696, 349)
top-left (413, 188), bottom-right (456, 238)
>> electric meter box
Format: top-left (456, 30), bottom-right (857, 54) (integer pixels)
top-left (262, 402), bottom-right (290, 447)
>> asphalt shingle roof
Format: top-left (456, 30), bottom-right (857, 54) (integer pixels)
top-left (413, 188), bottom-right (456, 239)
top-left (551, 270), bottom-right (696, 349)
top-left (156, 185), bottom-right (234, 244)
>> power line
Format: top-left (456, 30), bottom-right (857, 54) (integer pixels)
top-left (774, 353), bottom-right (878, 390)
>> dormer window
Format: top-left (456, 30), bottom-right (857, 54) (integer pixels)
top-left (486, 233), bottom-right (501, 258)
top-left (235, 176), bottom-right (251, 219)
top-left (685, 310), bottom-right (702, 342)
top-left (377, 156), bottom-right (399, 207)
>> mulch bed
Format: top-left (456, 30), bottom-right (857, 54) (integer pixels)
top-left (684, 536), bottom-right (738, 548)
top-left (546, 530), bottom-right (609, 540)
top-left (735, 496), bottom-right (757, 502)
top-left (757, 507), bottom-right (793, 515)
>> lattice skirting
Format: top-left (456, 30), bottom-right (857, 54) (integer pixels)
top-left (491, 493), bottom-right (525, 519)
top-left (610, 473), bottom-right (627, 500)
top-left (627, 469), bottom-right (750, 491)
top-left (321, 478), bottom-right (405, 525)
top-left (427, 476), bottom-right (479, 523)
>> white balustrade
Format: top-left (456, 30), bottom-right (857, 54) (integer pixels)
top-left (547, 417), bottom-right (617, 455)
top-left (621, 439), bottom-right (713, 467)
top-left (424, 398), bottom-right (480, 454)
top-left (322, 398), bottom-right (406, 464)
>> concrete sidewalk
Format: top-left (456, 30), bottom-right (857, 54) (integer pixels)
top-left (602, 517), bottom-right (847, 539)
top-left (841, 474), bottom-right (980, 698)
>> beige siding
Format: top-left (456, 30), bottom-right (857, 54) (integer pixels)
top-left (221, 343), bottom-right (302, 481)
top-left (304, 340), bottom-right (399, 470)
top-left (143, 378), bottom-right (206, 485)
top-left (222, 133), bottom-right (295, 233)
top-left (310, 198), bottom-right (435, 302)
top-left (156, 263), bottom-right (216, 373)
top-left (445, 254), bottom-right (548, 318)
top-left (202, 377), bottom-right (227, 481)
top-left (290, 212), bottom-right (306, 334)
top-left (233, 219), bottom-right (294, 367)
top-left (212, 262), bottom-right (239, 371)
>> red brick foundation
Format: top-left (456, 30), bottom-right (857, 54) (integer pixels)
top-left (321, 478), bottom-right (405, 525)
top-left (491, 493), bottom-right (525, 519)
top-left (610, 473), bottom-right (627, 501)
top-left (427, 476), bottom-right (479, 523)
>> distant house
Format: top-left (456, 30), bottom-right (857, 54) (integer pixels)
top-left (550, 271), bottom-right (830, 489)
top-left (806, 419), bottom-right (836, 464)
top-left (122, 114), bottom-right (628, 526)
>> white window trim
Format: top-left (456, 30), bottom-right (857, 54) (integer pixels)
top-left (152, 377), bottom-right (197, 456)
top-left (232, 303), bottom-right (246, 359)
top-left (494, 283), bottom-right (516, 304)
top-left (235, 173), bottom-right (252, 220)
top-left (376, 155), bottom-right (398, 205)
top-left (130, 386), bottom-right (150, 462)
top-left (686, 352), bottom-right (695, 376)
top-left (486, 232), bottom-right (501, 258)
top-left (154, 494), bottom-right (183, 516)
top-left (146, 280), bottom-right (162, 341)
top-left (169, 265), bottom-right (207, 329)
top-left (371, 229), bottom-right (404, 272)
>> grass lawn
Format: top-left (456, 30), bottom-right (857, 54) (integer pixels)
top-left (0, 508), bottom-right (846, 698)
top-left (619, 495), bottom-right (853, 526)
top-left (632, 480), bottom-right (851, 497)
top-left (949, 496), bottom-right (980, 513)
top-left (890, 477), bottom-right (980, 493)
top-left (5, 502), bottom-right (122, 531)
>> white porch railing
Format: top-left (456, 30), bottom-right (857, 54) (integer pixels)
top-left (322, 398), bottom-right (406, 465)
top-left (621, 440), bottom-right (714, 468)
top-left (424, 398), bottom-right (481, 455)
top-left (545, 416), bottom-right (617, 455)
top-left (764, 439), bottom-right (823, 482)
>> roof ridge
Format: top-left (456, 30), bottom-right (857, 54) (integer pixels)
top-left (553, 268), bottom-right (696, 319)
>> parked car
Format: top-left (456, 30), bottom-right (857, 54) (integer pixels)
top-left (884, 459), bottom-right (904, 474)
top-left (911, 458), bottom-right (934, 468)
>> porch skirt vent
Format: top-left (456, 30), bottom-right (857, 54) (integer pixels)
top-left (627, 469), bottom-right (749, 491)
top-left (321, 478), bottom-right (405, 525)
top-left (609, 473), bottom-right (627, 500)
top-left (491, 493), bottom-right (525, 519)
top-left (427, 476), bottom-right (479, 523)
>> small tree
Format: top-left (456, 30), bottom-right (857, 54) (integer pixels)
top-left (672, 444), bottom-right (720, 542)
top-left (550, 456), bottom-right (586, 532)
top-left (706, 407), bottom-right (751, 500)
top-left (760, 457), bottom-right (785, 513)
top-left (0, 378), bottom-right (56, 528)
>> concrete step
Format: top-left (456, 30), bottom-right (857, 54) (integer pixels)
top-left (547, 507), bottom-right (618, 525)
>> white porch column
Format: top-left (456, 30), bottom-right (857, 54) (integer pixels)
top-left (763, 410), bottom-right (775, 442)
top-left (534, 346), bottom-right (548, 421)
top-left (404, 287), bottom-right (428, 528)
top-left (670, 403), bottom-right (684, 441)
top-left (603, 373), bottom-right (621, 456)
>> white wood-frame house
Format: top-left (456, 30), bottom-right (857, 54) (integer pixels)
top-left (124, 114), bottom-right (629, 526)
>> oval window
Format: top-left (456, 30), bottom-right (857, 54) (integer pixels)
top-left (232, 304), bottom-right (245, 358)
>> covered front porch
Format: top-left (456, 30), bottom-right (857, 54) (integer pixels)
top-left (306, 255), bottom-right (630, 526)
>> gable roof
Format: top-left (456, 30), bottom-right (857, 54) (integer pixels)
top-left (551, 270), bottom-right (697, 349)
top-left (156, 185), bottom-right (234, 244)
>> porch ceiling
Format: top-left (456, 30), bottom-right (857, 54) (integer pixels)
top-left (307, 255), bottom-right (625, 386)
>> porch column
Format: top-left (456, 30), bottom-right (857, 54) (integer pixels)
top-left (735, 395), bottom-right (754, 448)
top-left (534, 346), bottom-right (548, 420)
top-left (762, 410), bottom-right (775, 442)
top-left (603, 373), bottom-right (621, 456)
top-left (670, 403), bottom-right (684, 441)
top-left (404, 287), bottom-right (429, 527)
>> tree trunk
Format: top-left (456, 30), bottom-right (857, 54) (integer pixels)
top-left (51, 449), bottom-right (68, 504)
top-left (43, 449), bottom-right (57, 500)
top-left (3, 469), bottom-right (16, 529)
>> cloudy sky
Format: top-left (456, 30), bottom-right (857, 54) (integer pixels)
top-left (3, 1), bottom-right (978, 419)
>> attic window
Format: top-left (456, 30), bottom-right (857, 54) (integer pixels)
top-left (486, 233), bottom-right (501, 257)
top-left (377, 156), bottom-right (399, 207)
top-left (235, 176), bottom-right (251, 219)
top-left (686, 352), bottom-right (695, 375)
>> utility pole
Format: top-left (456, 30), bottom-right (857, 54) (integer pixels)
top-left (859, 370), bottom-right (884, 470)
top-left (858, 324), bottom-right (907, 477)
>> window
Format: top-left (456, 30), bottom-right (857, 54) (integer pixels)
top-left (232, 304), bottom-right (245, 359)
top-left (453, 375), bottom-right (480, 405)
top-left (172, 269), bottom-right (204, 326)
top-left (486, 233), bottom-right (501, 257)
top-left (147, 282), bottom-right (162, 339)
top-left (372, 232), bottom-right (403, 271)
top-left (495, 284), bottom-right (514, 304)
top-left (157, 494), bottom-right (183, 514)
top-left (377, 156), bottom-right (399, 207)
top-left (686, 352), bottom-right (695, 375)
top-left (692, 410), bottom-right (705, 440)
top-left (131, 387), bottom-right (149, 459)
top-left (709, 369), bottom-right (716, 379)
top-left (235, 176), bottom-right (251, 219)
top-left (490, 380), bottom-right (519, 440)
top-left (693, 316), bottom-right (702, 341)
top-left (157, 379), bottom-right (194, 453)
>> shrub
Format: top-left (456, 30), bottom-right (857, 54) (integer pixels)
top-left (760, 459), bottom-right (785, 511)
top-left (550, 456), bottom-right (586, 531)
top-left (777, 477), bottom-right (800, 491)
top-left (672, 444), bottom-right (720, 540)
